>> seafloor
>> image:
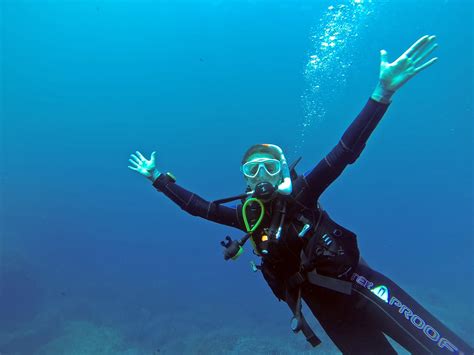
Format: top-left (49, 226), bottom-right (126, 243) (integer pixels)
top-left (1, 255), bottom-right (471, 355)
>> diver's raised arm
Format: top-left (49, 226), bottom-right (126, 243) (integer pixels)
top-left (128, 150), bottom-right (243, 230)
top-left (303, 35), bottom-right (438, 201)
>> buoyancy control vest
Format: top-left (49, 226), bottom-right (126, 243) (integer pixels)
top-left (242, 173), bottom-right (360, 282)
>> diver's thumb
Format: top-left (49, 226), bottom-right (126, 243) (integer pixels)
top-left (380, 49), bottom-right (388, 66)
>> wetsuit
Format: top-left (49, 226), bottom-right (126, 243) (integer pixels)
top-left (152, 98), bottom-right (473, 354)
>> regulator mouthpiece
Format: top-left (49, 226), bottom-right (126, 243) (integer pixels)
top-left (253, 182), bottom-right (276, 199)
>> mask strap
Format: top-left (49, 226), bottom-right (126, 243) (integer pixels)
top-left (277, 154), bottom-right (292, 195)
top-left (264, 144), bottom-right (292, 195)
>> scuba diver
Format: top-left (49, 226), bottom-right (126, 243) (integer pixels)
top-left (128, 35), bottom-right (473, 354)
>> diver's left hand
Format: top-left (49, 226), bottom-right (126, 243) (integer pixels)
top-left (372, 35), bottom-right (438, 103)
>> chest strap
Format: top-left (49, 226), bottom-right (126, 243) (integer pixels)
top-left (288, 269), bottom-right (353, 295)
top-left (287, 251), bottom-right (353, 295)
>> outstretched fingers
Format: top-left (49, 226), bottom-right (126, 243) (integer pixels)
top-left (413, 42), bottom-right (438, 65)
top-left (411, 35), bottom-right (436, 59)
top-left (415, 57), bottom-right (438, 73)
top-left (403, 35), bottom-right (430, 58)
top-left (129, 158), bottom-right (140, 168)
top-left (130, 154), bottom-right (142, 165)
top-left (136, 150), bottom-right (146, 161)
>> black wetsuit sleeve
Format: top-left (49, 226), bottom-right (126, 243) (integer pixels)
top-left (303, 98), bottom-right (390, 200)
top-left (152, 173), bottom-right (244, 230)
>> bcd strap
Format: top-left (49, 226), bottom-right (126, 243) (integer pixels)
top-left (285, 287), bottom-right (321, 347)
top-left (302, 322), bottom-right (322, 347)
top-left (306, 269), bottom-right (352, 295)
top-left (288, 269), bottom-right (353, 295)
top-left (291, 249), bottom-right (353, 294)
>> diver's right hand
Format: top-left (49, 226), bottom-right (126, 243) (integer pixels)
top-left (128, 150), bottom-right (161, 182)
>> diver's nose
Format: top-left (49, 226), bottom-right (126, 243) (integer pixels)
top-left (257, 165), bottom-right (268, 178)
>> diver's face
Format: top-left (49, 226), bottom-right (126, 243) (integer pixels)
top-left (242, 152), bottom-right (282, 191)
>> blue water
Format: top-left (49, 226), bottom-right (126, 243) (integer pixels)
top-left (1, 0), bottom-right (473, 353)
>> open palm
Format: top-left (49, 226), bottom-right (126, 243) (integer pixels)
top-left (379, 35), bottom-right (438, 92)
top-left (128, 151), bottom-right (157, 180)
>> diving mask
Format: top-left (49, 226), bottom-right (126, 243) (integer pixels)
top-left (241, 158), bottom-right (281, 178)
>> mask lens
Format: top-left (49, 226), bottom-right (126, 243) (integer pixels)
top-left (248, 163), bottom-right (259, 177)
top-left (264, 160), bottom-right (280, 175)
top-left (242, 159), bottom-right (281, 178)
top-left (242, 161), bottom-right (260, 177)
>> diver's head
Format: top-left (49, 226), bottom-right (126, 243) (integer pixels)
top-left (241, 144), bottom-right (293, 198)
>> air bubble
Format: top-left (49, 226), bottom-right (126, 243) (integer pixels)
top-left (296, 0), bottom-right (375, 155)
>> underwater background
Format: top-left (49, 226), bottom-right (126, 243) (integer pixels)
top-left (1, 0), bottom-right (473, 354)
